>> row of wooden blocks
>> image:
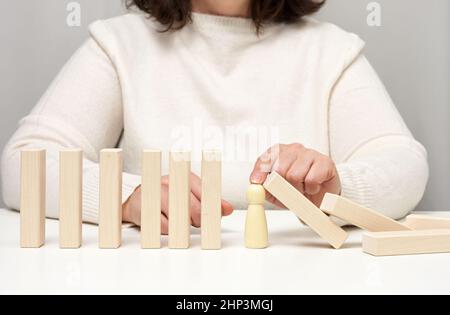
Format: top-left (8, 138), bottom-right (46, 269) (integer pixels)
top-left (20, 148), bottom-right (222, 249)
top-left (20, 148), bottom-right (450, 256)
top-left (264, 172), bottom-right (450, 256)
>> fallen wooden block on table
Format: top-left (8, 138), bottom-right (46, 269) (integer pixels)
top-left (320, 193), bottom-right (412, 232)
top-left (404, 214), bottom-right (450, 230)
top-left (363, 230), bottom-right (450, 256)
top-left (263, 172), bottom-right (347, 249)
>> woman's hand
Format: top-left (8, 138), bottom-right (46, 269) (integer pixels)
top-left (122, 173), bottom-right (234, 233)
top-left (249, 143), bottom-right (341, 207)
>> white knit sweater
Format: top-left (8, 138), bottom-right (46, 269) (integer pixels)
top-left (1, 13), bottom-right (428, 223)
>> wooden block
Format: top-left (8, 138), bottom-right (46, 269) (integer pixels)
top-left (20, 149), bottom-right (46, 248)
top-left (404, 214), bottom-right (450, 230)
top-left (99, 149), bottom-right (123, 249)
top-left (263, 172), bottom-right (347, 249)
top-left (168, 151), bottom-right (191, 249)
top-left (201, 150), bottom-right (222, 250)
top-left (59, 149), bottom-right (83, 248)
top-left (363, 230), bottom-right (450, 256)
top-left (141, 150), bottom-right (161, 249)
top-left (320, 193), bottom-right (412, 232)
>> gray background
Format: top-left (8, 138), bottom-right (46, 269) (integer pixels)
top-left (0, 0), bottom-right (448, 211)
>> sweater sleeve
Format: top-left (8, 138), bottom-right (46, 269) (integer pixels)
top-left (330, 54), bottom-right (429, 219)
top-left (1, 38), bottom-right (141, 224)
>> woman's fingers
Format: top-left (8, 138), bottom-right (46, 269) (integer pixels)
top-left (161, 181), bottom-right (203, 229)
top-left (189, 173), bottom-right (202, 200)
top-left (162, 173), bottom-right (233, 229)
top-left (189, 192), bottom-right (232, 226)
top-left (251, 144), bottom-right (309, 185)
top-left (304, 157), bottom-right (335, 195)
top-left (221, 199), bottom-right (234, 216)
top-left (249, 146), bottom-right (280, 184)
top-left (161, 181), bottom-right (169, 219)
top-left (161, 213), bottom-right (169, 235)
top-left (285, 154), bottom-right (315, 193)
top-left (250, 143), bottom-right (342, 208)
top-left (190, 193), bottom-right (202, 228)
top-left (272, 153), bottom-right (297, 179)
top-left (190, 172), bottom-right (234, 217)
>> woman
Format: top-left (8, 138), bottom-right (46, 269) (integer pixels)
top-left (1, 0), bottom-right (428, 233)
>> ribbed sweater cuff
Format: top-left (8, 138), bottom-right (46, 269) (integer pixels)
top-left (82, 168), bottom-right (141, 224)
top-left (336, 163), bottom-right (375, 208)
top-left (330, 163), bottom-right (376, 227)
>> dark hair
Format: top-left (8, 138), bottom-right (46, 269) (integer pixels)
top-left (127, 0), bottom-right (325, 32)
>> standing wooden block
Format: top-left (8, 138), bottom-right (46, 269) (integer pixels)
top-left (320, 193), bottom-right (412, 232)
top-left (201, 150), bottom-right (222, 250)
top-left (141, 150), bottom-right (162, 249)
top-left (168, 151), bottom-right (191, 249)
top-left (263, 172), bottom-right (347, 249)
top-left (404, 214), bottom-right (450, 230)
top-left (20, 149), bottom-right (46, 248)
top-left (363, 230), bottom-right (450, 256)
top-left (99, 149), bottom-right (123, 249)
top-left (59, 149), bottom-right (83, 248)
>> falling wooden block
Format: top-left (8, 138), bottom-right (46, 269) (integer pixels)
top-left (59, 149), bottom-right (83, 248)
top-left (20, 149), bottom-right (46, 248)
top-left (320, 193), bottom-right (412, 232)
top-left (263, 172), bottom-right (347, 249)
top-left (141, 150), bottom-right (161, 249)
top-left (404, 214), bottom-right (450, 230)
top-left (363, 230), bottom-right (450, 256)
top-left (99, 149), bottom-right (123, 249)
top-left (168, 151), bottom-right (191, 249)
top-left (201, 150), bottom-right (222, 250)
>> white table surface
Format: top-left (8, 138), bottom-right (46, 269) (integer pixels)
top-left (1, 208), bottom-right (450, 295)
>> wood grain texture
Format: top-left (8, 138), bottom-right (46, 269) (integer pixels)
top-left (168, 151), bottom-right (191, 249)
top-left (201, 150), bottom-right (222, 250)
top-left (263, 172), bottom-right (347, 249)
top-left (141, 150), bottom-right (161, 249)
top-left (99, 149), bottom-right (123, 249)
top-left (363, 229), bottom-right (450, 256)
top-left (20, 149), bottom-right (46, 248)
top-left (404, 214), bottom-right (450, 230)
top-left (320, 193), bottom-right (412, 232)
top-left (59, 149), bottom-right (83, 248)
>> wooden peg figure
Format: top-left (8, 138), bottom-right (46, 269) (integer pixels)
top-left (245, 184), bottom-right (268, 249)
